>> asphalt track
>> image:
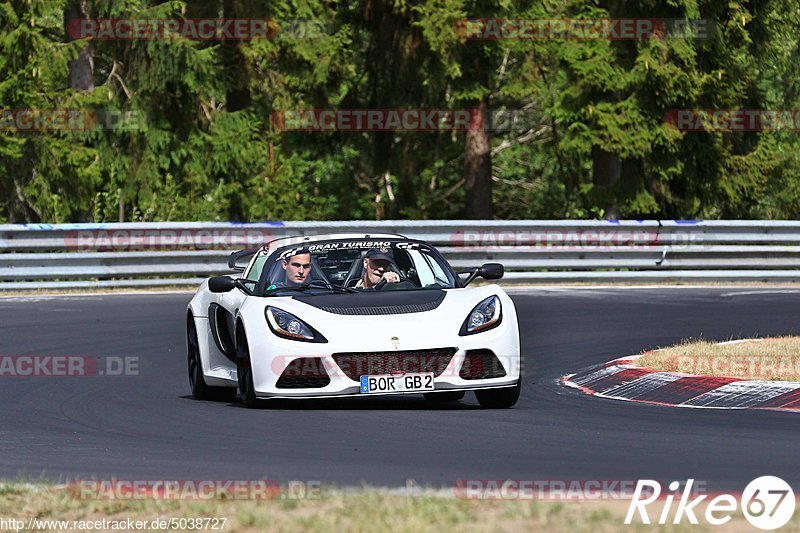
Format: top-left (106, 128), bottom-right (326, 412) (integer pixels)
top-left (0, 287), bottom-right (798, 492)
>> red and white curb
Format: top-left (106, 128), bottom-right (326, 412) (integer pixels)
top-left (562, 352), bottom-right (800, 412)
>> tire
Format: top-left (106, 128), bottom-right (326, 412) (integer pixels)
top-left (423, 391), bottom-right (465, 403)
top-left (187, 315), bottom-right (236, 402)
top-left (475, 379), bottom-right (521, 409)
top-left (236, 326), bottom-right (258, 408)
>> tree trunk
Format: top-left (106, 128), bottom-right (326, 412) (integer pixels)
top-left (592, 147), bottom-right (621, 187)
top-left (464, 98), bottom-right (492, 219)
top-left (222, 0), bottom-right (251, 112)
top-left (592, 146), bottom-right (621, 218)
top-left (64, 0), bottom-right (93, 91)
top-left (364, 0), bottom-right (400, 219)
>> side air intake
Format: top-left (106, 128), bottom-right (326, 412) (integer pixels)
top-left (459, 350), bottom-right (507, 380)
top-left (275, 358), bottom-right (331, 389)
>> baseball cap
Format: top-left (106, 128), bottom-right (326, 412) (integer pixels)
top-left (365, 247), bottom-right (394, 262)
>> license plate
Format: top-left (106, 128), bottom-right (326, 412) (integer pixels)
top-left (360, 373), bottom-right (435, 394)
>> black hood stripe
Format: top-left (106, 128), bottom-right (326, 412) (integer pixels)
top-left (294, 290), bottom-right (446, 315)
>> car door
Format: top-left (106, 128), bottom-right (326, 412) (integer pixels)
top-left (209, 251), bottom-right (262, 361)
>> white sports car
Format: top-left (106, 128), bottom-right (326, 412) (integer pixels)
top-left (186, 234), bottom-right (521, 408)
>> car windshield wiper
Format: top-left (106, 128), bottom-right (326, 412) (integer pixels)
top-left (317, 285), bottom-right (359, 294)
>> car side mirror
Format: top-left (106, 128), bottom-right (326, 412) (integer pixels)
top-left (459, 263), bottom-right (505, 286)
top-left (478, 263), bottom-right (504, 280)
top-left (208, 276), bottom-right (237, 293)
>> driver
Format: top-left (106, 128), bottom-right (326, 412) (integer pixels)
top-left (356, 248), bottom-right (400, 289)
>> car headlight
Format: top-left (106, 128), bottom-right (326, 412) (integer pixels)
top-left (265, 307), bottom-right (327, 343)
top-left (459, 295), bottom-right (502, 335)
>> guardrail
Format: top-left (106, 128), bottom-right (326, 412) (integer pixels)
top-left (1, 220), bottom-right (800, 289)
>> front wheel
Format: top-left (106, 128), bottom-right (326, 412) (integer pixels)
top-left (475, 379), bottom-right (521, 409)
top-left (236, 326), bottom-right (258, 408)
top-left (187, 315), bottom-right (236, 402)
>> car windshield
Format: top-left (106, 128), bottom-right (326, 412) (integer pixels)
top-left (259, 239), bottom-right (456, 295)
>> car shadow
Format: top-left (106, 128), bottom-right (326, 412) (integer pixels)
top-left (176, 393), bottom-right (482, 410)
top-left (240, 396), bottom-right (483, 410)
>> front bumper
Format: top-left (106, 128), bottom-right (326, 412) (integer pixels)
top-left (247, 326), bottom-right (520, 399)
top-left (236, 288), bottom-right (521, 398)
top-left (255, 350), bottom-right (520, 398)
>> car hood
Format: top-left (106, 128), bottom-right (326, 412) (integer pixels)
top-left (291, 289), bottom-right (447, 315)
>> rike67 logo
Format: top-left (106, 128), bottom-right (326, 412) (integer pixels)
top-left (626, 477), bottom-right (795, 530)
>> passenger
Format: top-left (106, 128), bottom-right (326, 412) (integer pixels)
top-left (281, 249), bottom-right (312, 287)
top-left (267, 249), bottom-right (312, 290)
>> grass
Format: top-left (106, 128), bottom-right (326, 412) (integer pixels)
top-left (637, 337), bottom-right (800, 381)
top-left (1, 482), bottom-right (799, 532)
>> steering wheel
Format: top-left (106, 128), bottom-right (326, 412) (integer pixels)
top-left (373, 276), bottom-right (414, 290)
top-left (306, 279), bottom-right (333, 289)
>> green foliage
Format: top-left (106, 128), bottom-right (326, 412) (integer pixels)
top-left (1, 0), bottom-right (799, 221)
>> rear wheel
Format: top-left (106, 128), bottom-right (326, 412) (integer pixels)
top-left (187, 315), bottom-right (236, 402)
top-left (236, 326), bottom-right (258, 408)
top-left (475, 379), bottom-right (521, 409)
top-left (423, 391), bottom-right (465, 403)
